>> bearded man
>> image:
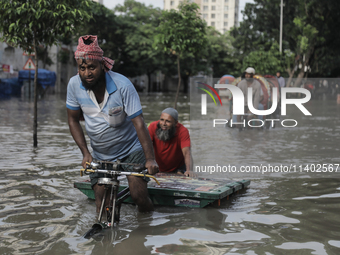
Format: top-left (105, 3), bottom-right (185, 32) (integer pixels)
top-left (148, 108), bottom-right (192, 177)
top-left (66, 35), bottom-right (158, 213)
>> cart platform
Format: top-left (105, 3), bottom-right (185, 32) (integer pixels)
top-left (74, 174), bottom-right (250, 208)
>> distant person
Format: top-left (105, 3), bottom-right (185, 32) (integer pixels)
top-left (66, 35), bottom-right (158, 213)
top-left (148, 108), bottom-right (192, 177)
top-left (276, 71), bottom-right (285, 88)
top-left (235, 67), bottom-right (263, 124)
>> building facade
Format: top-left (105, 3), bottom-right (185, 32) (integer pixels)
top-left (164, 0), bottom-right (239, 34)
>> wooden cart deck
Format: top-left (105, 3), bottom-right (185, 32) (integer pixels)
top-left (74, 174), bottom-right (250, 208)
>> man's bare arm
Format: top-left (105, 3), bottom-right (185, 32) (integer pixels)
top-left (131, 115), bottom-right (159, 175)
top-left (182, 146), bottom-right (192, 177)
top-left (67, 108), bottom-right (92, 167)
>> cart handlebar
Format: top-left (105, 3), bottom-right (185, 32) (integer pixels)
top-left (80, 162), bottom-right (160, 185)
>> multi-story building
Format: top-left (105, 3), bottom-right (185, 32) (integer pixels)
top-left (164, 0), bottom-right (239, 34)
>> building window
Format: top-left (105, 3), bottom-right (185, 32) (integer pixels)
top-left (212, 0), bottom-right (216, 2)
top-left (211, 13), bottom-right (215, 18)
top-left (203, 13), bottom-right (208, 19)
top-left (211, 21), bottom-right (215, 26)
top-left (224, 22), bottom-right (228, 26)
top-left (225, 0), bottom-right (228, 2)
top-left (204, 0), bottom-right (208, 2)
top-left (211, 5), bottom-right (216, 10)
top-left (170, 1), bottom-right (174, 6)
top-left (224, 14), bottom-right (228, 18)
top-left (203, 5), bottom-right (208, 11)
top-left (224, 6), bottom-right (228, 11)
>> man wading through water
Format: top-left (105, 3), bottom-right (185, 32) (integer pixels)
top-left (66, 35), bottom-right (158, 213)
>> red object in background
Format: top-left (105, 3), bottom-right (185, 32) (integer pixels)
top-left (263, 74), bottom-right (281, 102)
top-left (304, 83), bottom-right (314, 91)
top-left (2, 64), bottom-right (10, 72)
top-left (255, 77), bottom-right (269, 110)
top-left (23, 58), bottom-right (35, 70)
top-left (263, 75), bottom-right (280, 88)
top-left (218, 75), bottom-right (235, 85)
top-left (23, 51), bottom-right (35, 56)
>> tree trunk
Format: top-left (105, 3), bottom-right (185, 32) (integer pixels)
top-left (33, 37), bottom-right (39, 148)
top-left (294, 55), bottom-right (310, 88)
top-left (147, 72), bottom-right (152, 92)
top-left (174, 54), bottom-right (181, 109)
top-left (286, 66), bottom-right (295, 88)
top-left (293, 70), bottom-right (305, 88)
top-left (293, 50), bottom-right (312, 87)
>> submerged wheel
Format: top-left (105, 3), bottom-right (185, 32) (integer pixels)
top-left (105, 203), bottom-right (121, 225)
top-left (105, 206), bottom-right (112, 223)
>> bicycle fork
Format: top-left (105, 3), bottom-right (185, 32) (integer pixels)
top-left (108, 179), bottom-right (118, 227)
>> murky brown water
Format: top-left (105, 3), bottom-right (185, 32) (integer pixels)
top-left (1, 92), bottom-right (340, 254)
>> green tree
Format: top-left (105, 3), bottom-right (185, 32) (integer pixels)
top-left (230, 2), bottom-right (270, 66)
top-left (164, 27), bottom-right (241, 89)
top-left (204, 27), bottom-right (241, 78)
top-left (0, 0), bottom-right (91, 147)
top-left (114, 0), bottom-right (164, 92)
top-left (232, 0), bottom-right (340, 83)
top-left (172, 28), bottom-right (239, 91)
top-left (154, 1), bottom-right (207, 108)
top-left (36, 45), bottom-right (53, 69)
top-left (242, 42), bottom-right (283, 75)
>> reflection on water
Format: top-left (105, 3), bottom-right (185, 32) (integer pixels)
top-left (0, 94), bottom-right (340, 254)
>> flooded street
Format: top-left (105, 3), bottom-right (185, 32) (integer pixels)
top-left (1, 93), bottom-right (340, 254)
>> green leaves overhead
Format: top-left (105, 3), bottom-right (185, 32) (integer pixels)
top-left (0, 0), bottom-right (92, 50)
top-left (293, 17), bottom-right (319, 54)
top-left (243, 42), bottom-right (283, 75)
top-left (0, 0), bottom-right (92, 147)
top-left (154, 1), bottom-right (208, 105)
top-left (154, 1), bottom-right (207, 57)
top-left (113, 0), bottom-right (164, 78)
top-left (232, 0), bottom-right (340, 77)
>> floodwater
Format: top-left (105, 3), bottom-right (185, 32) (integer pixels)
top-left (1, 92), bottom-right (340, 255)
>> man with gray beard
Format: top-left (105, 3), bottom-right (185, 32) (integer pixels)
top-left (148, 108), bottom-right (192, 176)
top-left (155, 121), bottom-right (176, 141)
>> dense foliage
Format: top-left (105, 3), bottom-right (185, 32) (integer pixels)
top-left (231, 0), bottom-right (340, 80)
top-left (2, 0), bottom-right (340, 97)
top-left (154, 1), bottom-right (207, 107)
top-left (0, 0), bottom-right (92, 147)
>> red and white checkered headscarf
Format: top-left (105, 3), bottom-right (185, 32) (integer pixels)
top-left (74, 35), bottom-right (114, 72)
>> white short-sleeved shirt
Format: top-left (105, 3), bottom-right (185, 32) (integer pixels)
top-left (66, 71), bottom-right (142, 161)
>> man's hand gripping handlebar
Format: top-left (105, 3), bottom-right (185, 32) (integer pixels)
top-left (80, 161), bottom-right (160, 185)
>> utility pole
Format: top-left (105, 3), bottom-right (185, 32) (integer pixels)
top-left (280, 0), bottom-right (283, 53)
